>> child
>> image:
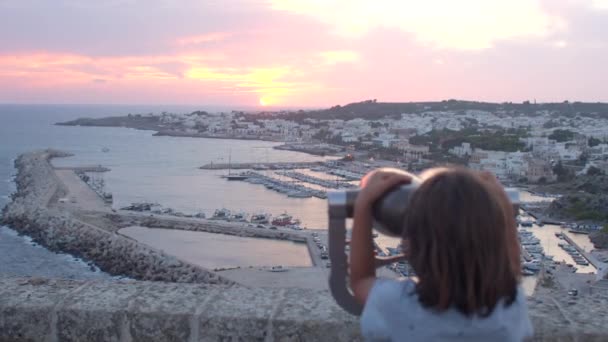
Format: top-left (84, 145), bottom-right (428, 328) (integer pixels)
top-left (350, 167), bottom-right (533, 341)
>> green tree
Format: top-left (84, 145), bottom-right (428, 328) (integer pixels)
top-left (589, 137), bottom-right (602, 147)
top-left (548, 129), bottom-right (575, 142)
top-left (553, 161), bottom-right (574, 182)
top-left (587, 166), bottom-right (604, 176)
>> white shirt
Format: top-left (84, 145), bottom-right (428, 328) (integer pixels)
top-left (361, 278), bottom-right (533, 341)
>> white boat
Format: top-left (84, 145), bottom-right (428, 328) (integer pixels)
top-left (287, 190), bottom-right (312, 198)
top-left (523, 261), bottom-right (542, 271)
top-left (524, 245), bottom-right (544, 253)
top-left (520, 237), bottom-right (540, 245)
top-left (211, 208), bottom-right (231, 220)
top-left (522, 269), bottom-right (536, 276)
top-left (250, 213), bottom-right (271, 224)
top-left (230, 212), bottom-right (248, 222)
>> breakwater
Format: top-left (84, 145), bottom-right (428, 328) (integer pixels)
top-left (110, 211), bottom-right (308, 243)
top-left (0, 150), bottom-right (234, 285)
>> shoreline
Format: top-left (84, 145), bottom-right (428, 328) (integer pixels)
top-left (1, 149), bottom-right (334, 289)
top-left (57, 118), bottom-right (344, 157)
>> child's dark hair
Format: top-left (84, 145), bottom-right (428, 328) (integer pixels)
top-left (403, 167), bottom-right (520, 317)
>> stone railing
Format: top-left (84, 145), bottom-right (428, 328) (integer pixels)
top-left (1, 277), bottom-right (607, 341)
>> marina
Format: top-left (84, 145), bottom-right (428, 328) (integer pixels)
top-left (276, 170), bottom-right (356, 189)
top-left (199, 161), bottom-right (323, 170)
top-left (238, 171), bottom-right (328, 199)
top-left (561, 233), bottom-right (608, 280)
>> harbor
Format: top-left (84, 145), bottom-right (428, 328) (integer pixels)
top-left (12, 146), bottom-right (608, 296)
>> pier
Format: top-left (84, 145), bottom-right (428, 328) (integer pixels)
top-left (55, 165), bottom-right (111, 172)
top-left (277, 170), bottom-right (355, 189)
top-left (199, 161), bottom-right (322, 170)
top-left (240, 171), bottom-right (327, 199)
top-left (561, 234), bottom-right (608, 280)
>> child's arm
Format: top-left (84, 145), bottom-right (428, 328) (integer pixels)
top-left (350, 169), bottom-right (412, 305)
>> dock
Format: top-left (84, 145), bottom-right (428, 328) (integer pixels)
top-left (55, 165), bottom-right (111, 172)
top-left (561, 234), bottom-right (607, 280)
top-left (277, 171), bottom-right (355, 189)
top-left (199, 161), bottom-right (323, 170)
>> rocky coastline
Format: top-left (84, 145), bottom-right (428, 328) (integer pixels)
top-left (1, 150), bottom-right (234, 285)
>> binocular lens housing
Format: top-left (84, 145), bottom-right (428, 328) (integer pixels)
top-left (331, 184), bottom-right (520, 237)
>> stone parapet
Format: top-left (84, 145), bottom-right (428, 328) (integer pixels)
top-left (1, 277), bottom-right (607, 341)
top-left (0, 277), bottom-right (359, 342)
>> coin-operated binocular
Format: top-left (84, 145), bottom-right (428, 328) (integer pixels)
top-left (327, 181), bottom-right (520, 315)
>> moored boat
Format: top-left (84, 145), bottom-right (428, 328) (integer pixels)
top-left (250, 213), bottom-right (271, 224)
top-left (211, 208), bottom-right (231, 220)
top-left (271, 213), bottom-right (299, 226)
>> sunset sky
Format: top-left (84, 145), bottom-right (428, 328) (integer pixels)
top-left (1, 0), bottom-right (607, 107)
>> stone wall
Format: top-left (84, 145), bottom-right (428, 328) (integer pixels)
top-left (1, 277), bottom-right (607, 342)
top-left (110, 213), bottom-right (308, 243)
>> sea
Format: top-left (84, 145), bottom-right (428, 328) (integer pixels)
top-left (0, 104), bottom-right (598, 285)
top-left (0, 104), bottom-right (329, 278)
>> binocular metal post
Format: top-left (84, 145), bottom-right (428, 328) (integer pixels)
top-left (328, 191), bottom-right (406, 316)
top-left (328, 191), bottom-right (363, 315)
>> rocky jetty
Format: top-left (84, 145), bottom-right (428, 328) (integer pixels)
top-left (109, 212), bottom-right (308, 243)
top-left (1, 150), bottom-right (234, 285)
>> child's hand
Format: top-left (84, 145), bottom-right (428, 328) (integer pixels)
top-left (356, 168), bottom-right (413, 210)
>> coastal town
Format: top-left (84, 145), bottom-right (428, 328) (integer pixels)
top-left (61, 100), bottom-right (608, 228)
top-left (62, 100), bottom-right (608, 185)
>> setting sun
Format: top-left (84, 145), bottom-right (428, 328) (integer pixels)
top-left (260, 97), bottom-right (273, 106)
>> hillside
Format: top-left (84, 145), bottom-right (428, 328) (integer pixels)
top-left (277, 99), bottom-right (608, 121)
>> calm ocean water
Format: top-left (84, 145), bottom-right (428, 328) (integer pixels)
top-left (0, 104), bottom-right (328, 278)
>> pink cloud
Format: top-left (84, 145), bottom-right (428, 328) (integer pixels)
top-left (175, 32), bottom-right (233, 46)
top-left (0, 0), bottom-right (607, 105)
